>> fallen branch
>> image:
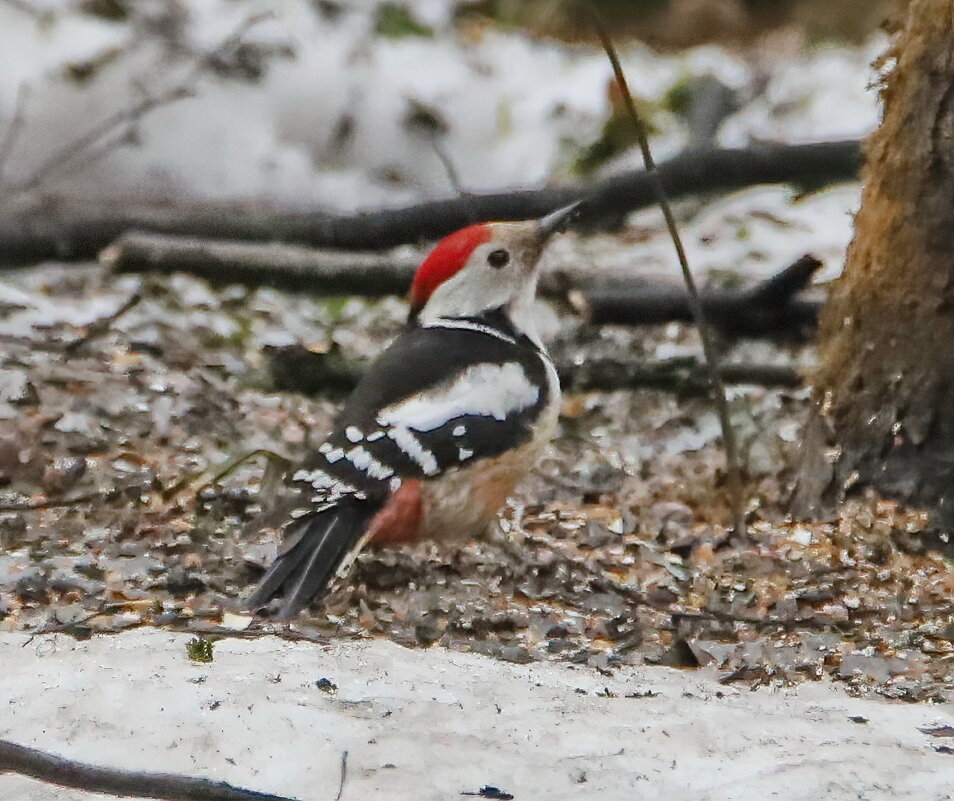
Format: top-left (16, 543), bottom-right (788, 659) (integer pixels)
top-left (576, 254), bottom-right (823, 338)
top-left (563, 357), bottom-right (802, 394)
top-left (268, 345), bottom-right (801, 398)
top-left (2, 140), bottom-right (860, 265)
top-left (103, 232), bottom-right (420, 296)
top-left (0, 739), bottom-right (302, 801)
top-left (102, 232), bottom-right (822, 339)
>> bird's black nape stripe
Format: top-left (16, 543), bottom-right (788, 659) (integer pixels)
top-left (446, 307), bottom-right (543, 351)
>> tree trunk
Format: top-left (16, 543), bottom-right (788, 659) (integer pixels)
top-left (792, 0), bottom-right (954, 525)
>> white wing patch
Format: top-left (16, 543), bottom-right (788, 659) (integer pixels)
top-left (377, 362), bottom-right (539, 433)
top-left (292, 467), bottom-right (358, 504)
top-left (387, 426), bottom-right (439, 476)
top-left (345, 445), bottom-right (394, 480)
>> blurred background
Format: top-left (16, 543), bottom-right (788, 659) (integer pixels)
top-left (0, 0), bottom-right (883, 219)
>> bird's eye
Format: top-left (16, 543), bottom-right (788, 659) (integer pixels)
top-left (487, 249), bottom-right (510, 268)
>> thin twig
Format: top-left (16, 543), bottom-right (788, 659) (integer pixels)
top-left (0, 739), bottom-right (302, 801)
top-left (0, 491), bottom-right (104, 512)
top-left (0, 83), bottom-right (29, 184)
top-left (3, 87), bottom-right (192, 202)
top-left (335, 750), bottom-right (349, 801)
top-left (167, 623), bottom-right (331, 647)
top-left (591, 16), bottom-right (747, 538)
top-left (26, 127), bottom-right (140, 197)
top-left (430, 136), bottom-right (485, 228)
top-left (161, 448), bottom-right (291, 502)
top-left (64, 287), bottom-right (143, 356)
top-left (431, 139), bottom-right (464, 196)
top-left (1, 12), bottom-right (272, 205)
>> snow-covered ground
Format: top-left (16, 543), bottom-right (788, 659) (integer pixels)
top-left (2, 629), bottom-right (954, 801)
top-left (0, 0), bottom-right (880, 209)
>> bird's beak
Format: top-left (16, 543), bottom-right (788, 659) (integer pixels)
top-left (538, 201), bottom-right (584, 241)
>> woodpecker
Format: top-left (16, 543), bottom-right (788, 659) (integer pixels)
top-left (246, 204), bottom-right (579, 617)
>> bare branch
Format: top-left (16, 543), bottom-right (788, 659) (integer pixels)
top-left (101, 232), bottom-right (821, 340)
top-left (431, 138), bottom-right (465, 196)
top-left (102, 231), bottom-right (420, 295)
top-left (3, 86), bottom-right (193, 202)
top-left (0, 739), bottom-right (302, 801)
top-left (576, 254), bottom-right (823, 339)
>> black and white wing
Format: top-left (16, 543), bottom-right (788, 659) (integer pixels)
top-left (293, 313), bottom-right (557, 502)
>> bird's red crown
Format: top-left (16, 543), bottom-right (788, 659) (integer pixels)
top-left (409, 223), bottom-right (492, 318)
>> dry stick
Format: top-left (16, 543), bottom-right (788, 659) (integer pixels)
top-left (192, 449), bottom-right (292, 500)
top-left (431, 138), bottom-right (465, 197)
top-left (334, 751), bottom-right (349, 801)
top-left (430, 136), bottom-right (488, 232)
top-left (592, 18), bottom-right (747, 538)
top-left (161, 448), bottom-right (292, 502)
top-left (268, 343), bottom-right (802, 397)
top-left (2, 88), bottom-right (192, 203)
top-left (103, 231), bottom-right (821, 339)
top-left (63, 286), bottom-right (143, 356)
top-left (27, 127), bottom-right (142, 199)
top-left (0, 491), bottom-right (104, 513)
top-left (0, 739), bottom-right (303, 801)
top-left (577, 254), bottom-right (823, 336)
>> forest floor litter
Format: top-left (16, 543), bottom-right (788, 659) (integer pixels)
top-left (2, 240), bottom-right (954, 708)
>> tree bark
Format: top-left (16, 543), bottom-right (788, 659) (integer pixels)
top-left (792, 1), bottom-right (954, 526)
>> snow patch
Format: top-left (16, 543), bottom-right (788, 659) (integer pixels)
top-left (0, 630), bottom-right (952, 801)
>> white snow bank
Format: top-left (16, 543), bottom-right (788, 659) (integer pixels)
top-left (1, 630), bottom-right (953, 800)
top-left (0, 1), bottom-right (881, 210)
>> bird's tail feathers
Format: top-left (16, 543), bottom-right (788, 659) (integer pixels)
top-left (245, 499), bottom-right (378, 618)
